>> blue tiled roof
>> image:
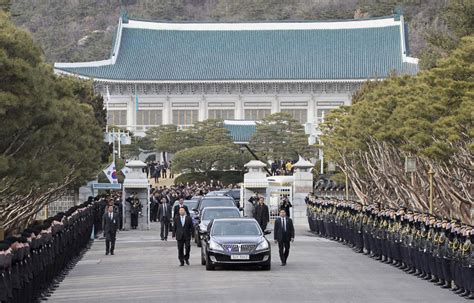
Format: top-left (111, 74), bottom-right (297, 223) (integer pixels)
top-left (224, 123), bottom-right (257, 143)
top-left (55, 17), bottom-right (418, 81)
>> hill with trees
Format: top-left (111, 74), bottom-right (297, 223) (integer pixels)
top-left (9, 0), bottom-right (473, 69)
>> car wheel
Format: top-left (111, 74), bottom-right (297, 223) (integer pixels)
top-left (205, 255), bottom-right (214, 271)
top-left (197, 236), bottom-right (202, 247)
top-left (201, 247), bottom-right (206, 265)
top-left (195, 231), bottom-right (199, 245)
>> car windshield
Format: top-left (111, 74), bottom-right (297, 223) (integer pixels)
top-left (200, 199), bottom-right (235, 210)
top-left (184, 201), bottom-right (197, 210)
top-left (212, 221), bottom-right (261, 236)
top-left (202, 209), bottom-right (240, 221)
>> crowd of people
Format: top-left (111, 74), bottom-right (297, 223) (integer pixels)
top-left (143, 160), bottom-right (173, 183)
top-left (0, 196), bottom-right (108, 303)
top-left (305, 194), bottom-right (474, 299)
top-left (149, 181), bottom-right (238, 222)
top-left (245, 193), bottom-right (293, 231)
top-left (270, 160), bottom-right (296, 176)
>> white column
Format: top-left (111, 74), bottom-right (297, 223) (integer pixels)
top-left (127, 95), bottom-right (134, 132)
top-left (271, 95), bottom-right (279, 114)
top-left (308, 94), bottom-right (316, 123)
top-left (236, 95), bottom-right (244, 119)
top-left (163, 96), bottom-right (171, 125)
top-left (199, 95), bottom-right (207, 121)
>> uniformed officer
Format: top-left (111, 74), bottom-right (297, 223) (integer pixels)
top-left (305, 198), bottom-right (472, 298)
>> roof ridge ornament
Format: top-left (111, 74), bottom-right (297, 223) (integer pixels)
top-left (394, 6), bottom-right (403, 21)
top-left (121, 7), bottom-right (129, 24)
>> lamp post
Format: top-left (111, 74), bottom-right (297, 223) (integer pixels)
top-left (428, 166), bottom-right (434, 214)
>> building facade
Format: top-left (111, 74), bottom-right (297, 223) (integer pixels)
top-left (54, 13), bottom-right (418, 136)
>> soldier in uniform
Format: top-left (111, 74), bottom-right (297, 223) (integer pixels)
top-left (0, 241), bottom-right (12, 303)
top-left (127, 193), bottom-right (142, 229)
top-left (465, 227), bottom-right (474, 299)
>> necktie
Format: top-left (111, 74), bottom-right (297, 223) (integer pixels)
top-left (110, 213), bottom-right (112, 220)
top-left (164, 203), bottom-right (167, 216)
top-left (181, 216), bottom-right (185, 226)
top-left (283, 218), bottom-right (286, 232)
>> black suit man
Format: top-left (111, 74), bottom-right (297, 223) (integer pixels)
top-left (254, 198), bottom-right (270, 231)
top-left (158, 198), bottom-right (172, 240)
top-left (102, 205), bottom-right (119, 255)
top-left (274, 209), bottom-right (295, 266)
top-left (173, 198), bottom-right (190, 218)
top-left (172, 208), bottom-right (193, 266)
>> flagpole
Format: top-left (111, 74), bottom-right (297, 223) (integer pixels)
top-left (106, 85), bottom-right (110, 133)
top-left (135, 84), bottom-right (138, 133)
top-left (118, 129), bottom-right (121, 159)
top-left (112, 128), bottom-right (116, 167)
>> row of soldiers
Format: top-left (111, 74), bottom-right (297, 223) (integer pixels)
top-left (306, 195), bottom-right (474, 299)
top-left (0, 197), bottom-right (106, 303)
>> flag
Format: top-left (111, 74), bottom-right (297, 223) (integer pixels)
top-left (103, 162), bottom-right (118, 184)
top-left (121, 166), bottom-right (130, 177)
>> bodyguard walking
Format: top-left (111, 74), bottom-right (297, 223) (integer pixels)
top-left (158, 198), bottom-right (171, 240)
top-left (102, 205), bottom-right (119, 255)
top-left (274, 209), bottom-right (294, 266)
top-left (172, 208), bottom-right (193, 266)
top-left (254, 197), bottom-right (270, 231)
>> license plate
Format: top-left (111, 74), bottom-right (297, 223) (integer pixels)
top-left (231, 254), bottom-right (249, 260)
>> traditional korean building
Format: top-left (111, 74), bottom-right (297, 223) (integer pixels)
top-left (54, 12), bottom-right (418, 136)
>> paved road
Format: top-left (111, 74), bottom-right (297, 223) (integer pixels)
top-left (47, 223), bottom-right (464, 303)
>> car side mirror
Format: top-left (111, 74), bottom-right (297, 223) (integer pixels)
top-left (264, 230), bottom-right (272, 235)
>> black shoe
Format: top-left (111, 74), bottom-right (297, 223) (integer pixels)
top-left (161, 238), bottom-right (164, 241)
top-left (111, 252), bottom-right (114, 255)
top-left (165, 238), bottom-right (167, 241)
top-left (467, 293), bottom-right (474, 299)
top-left (105, 252), bottom-right (109, 255)
top-left (180, 263), bottom-right (184, 266)
top-left (460, 290), bottom-right (470, 297)
top-left (441, 282), bottom-right (451, 289)
top-left (185, 260), bottom-right (190, 265)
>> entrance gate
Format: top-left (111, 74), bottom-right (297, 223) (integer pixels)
top-left (266, 186), bottom-right (292, 222)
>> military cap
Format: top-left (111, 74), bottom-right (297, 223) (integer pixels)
top-left (0, 241), bottom-right (10, 251)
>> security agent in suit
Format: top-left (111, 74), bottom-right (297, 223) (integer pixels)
top-left (172, 207), bottom-right (193, 266)
top-left (254, 197), bottom-right (270, 231)
top-left (274, 209), bottom-right (295, 266)
top-left (173, 198), bottom-right (190, 218)
top-left (158, 198), bottom-right (172, 241)
top-left (102, 205), bottom-right (119, 255)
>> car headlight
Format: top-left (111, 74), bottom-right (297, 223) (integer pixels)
top-left (209, 240), bottom-right (224, 251)
top-left (256, 240), bottom-right (269, 251)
